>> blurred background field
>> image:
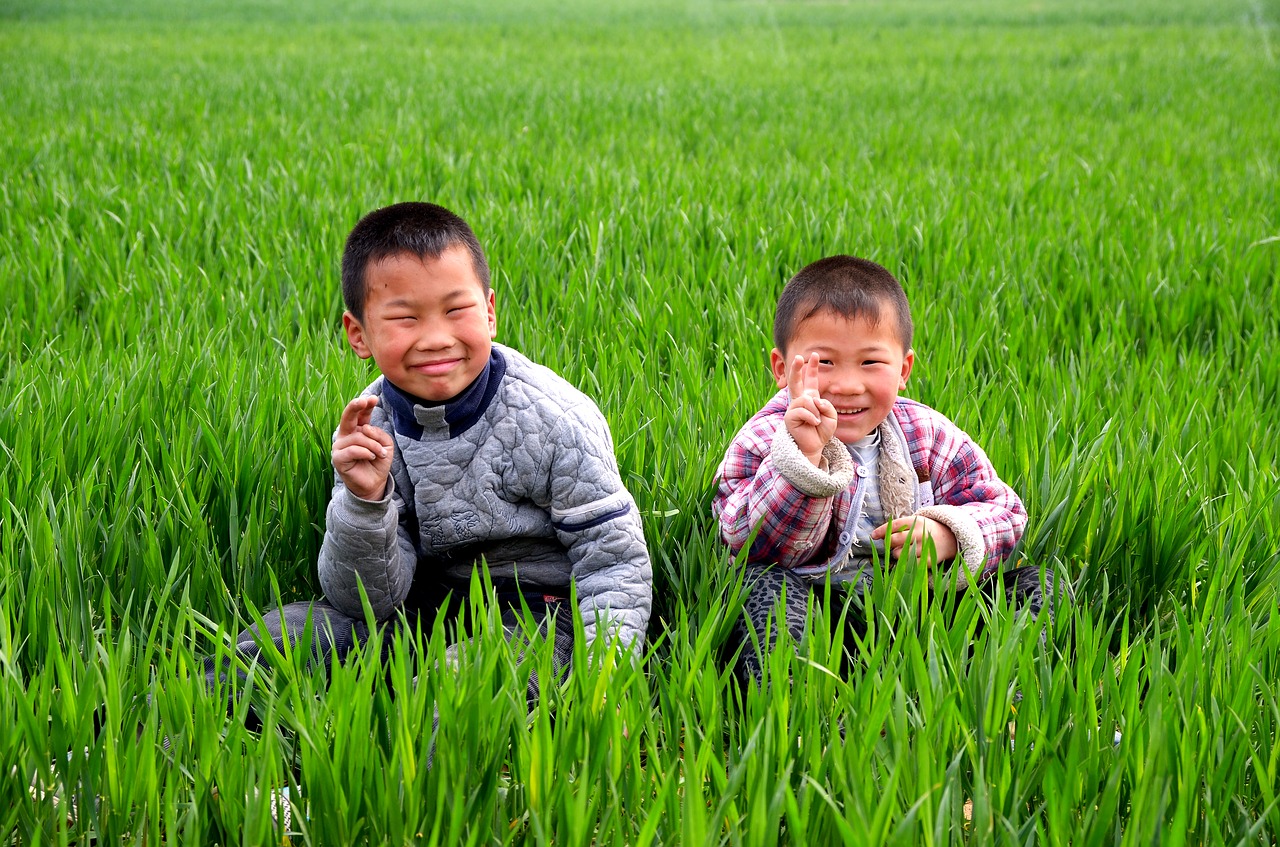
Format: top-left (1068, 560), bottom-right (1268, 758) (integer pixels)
top-left (2, 0), bottom-right (1278, 842)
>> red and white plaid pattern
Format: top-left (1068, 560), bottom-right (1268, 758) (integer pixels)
top-left (713, 391), bottom-right (1026, 577)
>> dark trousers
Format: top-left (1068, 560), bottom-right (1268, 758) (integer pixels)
top-left (726, 564), bottom-right (1068, 687)
top-left (202, 579), bottom-right (575, 728)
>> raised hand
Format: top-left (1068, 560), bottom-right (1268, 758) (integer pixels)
top-left (872, 516), bottom-right (958, 565)
top-left (782, 352), bottom-right (838, 466)
top-left (332, 395), bottom-right (394, 501)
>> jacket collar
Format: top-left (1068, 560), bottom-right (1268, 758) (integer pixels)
top-left (381, 348), bottom-right (507, 439)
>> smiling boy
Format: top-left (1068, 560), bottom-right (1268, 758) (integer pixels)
top-left (713, 256), bottom-right (1047, 685)
top-left (211, 202), bottom-right (651, 712)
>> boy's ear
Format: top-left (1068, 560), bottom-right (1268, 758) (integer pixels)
top-left (899, 348), bottom-right (915, 390)
top-left (342, 312), bottom-right (374, 359)
top-left (486, 289), bottom-right (497, 339)
top-left (769, 348), bottom-right (789, 390)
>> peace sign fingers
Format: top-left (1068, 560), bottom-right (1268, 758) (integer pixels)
top-left (787, 353), bottom-right (824, 401)
top-left (783, 352), bottom-right (837, 464)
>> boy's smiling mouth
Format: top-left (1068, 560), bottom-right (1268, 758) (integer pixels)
top-left (412, 358), bottom-right (462, 375)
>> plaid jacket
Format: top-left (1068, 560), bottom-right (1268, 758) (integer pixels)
top-left (713, 391), bottom-right (1026, 580)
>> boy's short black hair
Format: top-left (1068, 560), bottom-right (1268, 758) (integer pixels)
top-left (341, 201), bottom-right (491, 321)
top-left (773, 255), bottom-right (913, 353)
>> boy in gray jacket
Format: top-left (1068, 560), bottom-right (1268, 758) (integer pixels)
top-left (213, 201), bottom-right (652, 707)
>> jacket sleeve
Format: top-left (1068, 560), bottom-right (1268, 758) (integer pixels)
top-left (914, 417), bottom-right (1027, 579)
top-left (542, 403), bottom-right (652, 657)
top-left (712, 414), bottom-right (855, 569)
top-left (316, 402), bottom-right (419, 622)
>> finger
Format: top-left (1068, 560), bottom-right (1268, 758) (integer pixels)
top-left (338, 396), bottom-right (373, 433)
top-left (362, 423), bottom-right (394, 448)
top-left (875, 519), bottom-right (916, 543)
top-left (802, 353), bottom-right (821, 397)
top-left (335, 432), bottom-right (390, 459)
top-left (815, 398), bottom-right (837, 422)
top-left (785, 409), bottom-right (822, 430)
top-left (333, 443), bottom-right (383, 467)
top-left (790, 395), bottom-right (822, 426)
top-left (353, 395), bottom-right (378, 428)
top-left (787, 355), bottom-right (805, 398)
top-left (890, 518), bottom-right (919, 536)
top-left (338, 395), bottom-right (377, 435)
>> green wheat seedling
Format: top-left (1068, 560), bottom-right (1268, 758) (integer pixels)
top-left (3, 0), bottom-right (1279, 841)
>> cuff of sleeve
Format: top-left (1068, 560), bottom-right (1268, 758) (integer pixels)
top-left (771, 425), bottom-right (855, 497)
top-left (916, 504), bottom-right (985, 582)
top-left (334, 478), bottom-right (396, 524)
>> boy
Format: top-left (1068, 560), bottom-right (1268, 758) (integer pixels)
top-left (713, 255), bottom-right (1052, 685)
top-left (211, 201), bottom-right (652, 707)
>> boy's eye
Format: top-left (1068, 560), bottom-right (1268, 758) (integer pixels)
top-left (863, 360), bottom-right (884, 367)
top-left (818, 359), bottom-right (834, 366)
top-left (447, 304), bottom-right (472, 315)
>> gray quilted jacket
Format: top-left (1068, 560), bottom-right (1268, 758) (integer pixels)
top-left (317, 344), bottom-right (653, 653)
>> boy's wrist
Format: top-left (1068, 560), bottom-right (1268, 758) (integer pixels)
top-left (344, 477), bottom-right (391, 503)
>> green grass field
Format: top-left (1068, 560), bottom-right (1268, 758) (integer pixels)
top-left (3, 0), bottom-right (1279, 842)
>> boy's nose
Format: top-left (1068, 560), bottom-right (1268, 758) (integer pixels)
top-left (414, 322), bottom-right (453, 350)
top-left (826, 370), bottom-right (863, 396)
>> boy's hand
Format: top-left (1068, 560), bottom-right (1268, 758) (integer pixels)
top-left (782, 353), bottom-right (837, 466)
top-left (332, 395), bottom-right (393, 501)
top-left (873, 516), bottom-right (958, 565)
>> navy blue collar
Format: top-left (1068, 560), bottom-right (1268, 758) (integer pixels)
top-left (381, 348), bottom-right (507, 439)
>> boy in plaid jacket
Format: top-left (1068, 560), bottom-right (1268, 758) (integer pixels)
top-left (713, 255), bottom-right (1056, 685)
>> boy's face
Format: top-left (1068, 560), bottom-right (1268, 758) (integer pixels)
top-left (770, 308), bottom-right (914, 444)
top-left (343, 246), bottom-right (497, 402)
